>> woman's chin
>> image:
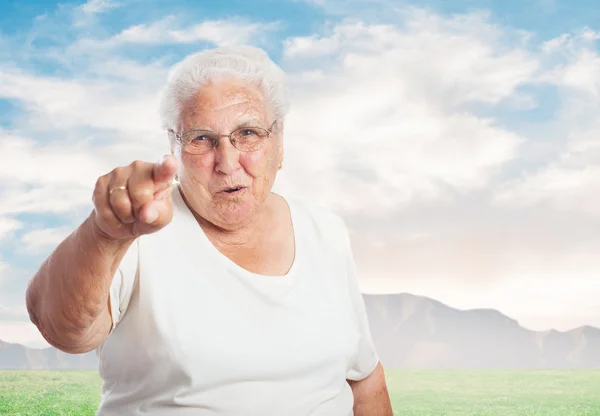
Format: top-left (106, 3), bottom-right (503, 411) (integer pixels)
top-left (212, 194), bottom-right (258, 229)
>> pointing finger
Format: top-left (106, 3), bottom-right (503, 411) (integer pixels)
top-left (153, 155), bottom-right (178, 190)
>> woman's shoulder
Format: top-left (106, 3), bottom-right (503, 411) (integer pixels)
top-left (282, 194), bottom-right (351, 247)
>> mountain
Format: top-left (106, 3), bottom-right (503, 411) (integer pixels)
top-left (0, 339), bottom-right (98, 370)
top-left (364, 293), bottom-right (600, 369)
top-left (2, 293), bottom-right (599, 369)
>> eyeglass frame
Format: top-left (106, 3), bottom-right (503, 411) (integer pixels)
top-left (168, 120), bottom-right (278, 154)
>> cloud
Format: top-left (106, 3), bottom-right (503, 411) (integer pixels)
top-left (0, 133), bottom-right (106, 186)
top-left (283, 33), bottom-right (341, 58)
top-left (78, 0), bottom-right (122, 15)
top-left (350, 207), bottom-right (600, 331)
top-left (278, 12), bottom-right (536, 213)
top-left (20, 227), bottom-right (74, 253)
top-left (0, 133), bottom-right (120, 215)
top-left (0, 68), bottom-right (165, 134)
top-left (494, 165), bottom-right (600, 216)
top-left (0, 218), bottom-right (22, 241)
top-left (0, 60), bottom-right (180, 216)
top-left (72, 17), bottom-right (280, 50)
top-left (542, 29), bottom-right (600, 95)
top-left (0, 303), bottom-right (28, 321)
top-left (0, 32), bottom-right (177, 219)
top-left (1, 3), bottom-right (600, 343)
top-left (274, 10), bottom-right (600, 332)
top-left (493, 29), bottom-right (600, 217)
top-left (298, 0), bottom-right (402, 17)
top-left (0, 322), bottom-right (49, 348)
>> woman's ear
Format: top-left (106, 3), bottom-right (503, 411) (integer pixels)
top-left (168, 129), bottom-right (177, 155)
top-left (167, 130), bottom-right (180, 181)
top-left (275, 120), bottom-right (284, 168)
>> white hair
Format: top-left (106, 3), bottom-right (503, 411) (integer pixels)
top-left (158, 45), bottom-right (290, 135)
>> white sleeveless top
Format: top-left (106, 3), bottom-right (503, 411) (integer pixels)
top-left (95, 186), bottom-right (379, 415)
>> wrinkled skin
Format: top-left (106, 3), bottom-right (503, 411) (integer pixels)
top-left (173, 77), bottom-right (284, 235)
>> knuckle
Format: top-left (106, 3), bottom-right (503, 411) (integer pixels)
top-left (111, 166), bottom-right (126, 178)
top-left (130, 160), bottom-right (148, 170)
top-left (94, 175), bottom-right (107, 191)
top-left (97, 207), bottom-right (117, 223)
top-left (129, 186), bottom-right (153, 202)
top-left (92, 186), bottom-right (100, 202)
top-left (92, 178), bottom-right (107, 205)
top-left (111, 197), bottom-right (132, 215)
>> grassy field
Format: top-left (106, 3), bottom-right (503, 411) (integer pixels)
top-left (1, 369), bottom-right (599, 415)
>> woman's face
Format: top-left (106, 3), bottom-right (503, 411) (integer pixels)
top-left (174, 78), bottom-right (283, 231)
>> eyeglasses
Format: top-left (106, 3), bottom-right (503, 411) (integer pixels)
top-left (171, 121), bottom-right (277, 155)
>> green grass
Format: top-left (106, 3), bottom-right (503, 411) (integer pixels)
top-left (387, 370), bottom-right (600, 415)
top-left (0, 371), bottom-right (102, 416)
top-left (1, 369), bottom-right (599, 415)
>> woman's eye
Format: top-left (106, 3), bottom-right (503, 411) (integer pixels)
top-left (240, 129), bottom-right (258, 137)
top-left (192, 135), bottom-right (210, 142)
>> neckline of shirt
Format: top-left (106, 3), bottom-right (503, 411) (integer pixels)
top-left (171, 184), bottom-right (301, 283)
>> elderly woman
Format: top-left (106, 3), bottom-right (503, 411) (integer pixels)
top-left (25, 46), bottom-right (393, 415)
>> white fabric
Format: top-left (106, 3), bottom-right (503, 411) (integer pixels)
top-left (95, 186), bottom-right (379, 415)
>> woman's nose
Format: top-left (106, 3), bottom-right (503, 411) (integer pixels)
top-left (214, 136), bottom-right (241, 175)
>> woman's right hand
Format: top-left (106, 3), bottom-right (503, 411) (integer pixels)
top-left (91, 154), bottom-right (179, 241)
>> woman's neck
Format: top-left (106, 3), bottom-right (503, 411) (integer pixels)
top-left (178, 185), bottom-right (274, 250)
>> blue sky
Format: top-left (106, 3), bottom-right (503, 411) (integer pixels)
top-left (1, 0), bottom-right (600, 348)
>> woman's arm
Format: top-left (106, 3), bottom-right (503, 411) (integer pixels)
top-left (348, 361), bottom-right (394, 415)
top-left (25, 155), bottom-right (178, 354)
top-left (333, 212), bottom-right (394, 414)
top-left (25, 214), bottom-right (135, 354)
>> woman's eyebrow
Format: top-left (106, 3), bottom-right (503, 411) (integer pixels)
top-left (186, 118), bottom-right (266, 132)
top-left (233, 118), bottom-right (264, 129)
top-left (186, 125), bottom-right (213, 131)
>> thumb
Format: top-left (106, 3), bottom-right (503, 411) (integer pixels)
top-left (139, 197), bottom-right (173, 226)
top-left (153, 154), bottom-right (178, 189)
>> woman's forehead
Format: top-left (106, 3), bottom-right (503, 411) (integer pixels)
top-left (191, 79), bottom-right (264, 108)
top-left (182, 102), bottom-right (267, 130)
top-left (181, 80), bottom-right (269, 127)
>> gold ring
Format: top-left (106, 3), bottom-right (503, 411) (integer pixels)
top-left (108, 185), bottom-right (127, 195)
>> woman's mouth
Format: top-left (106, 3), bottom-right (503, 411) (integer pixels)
top-left (221, 186), bottom-right (246, 195)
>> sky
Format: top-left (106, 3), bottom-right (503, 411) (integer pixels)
top-left (0, 0), bottom-right (599, 349)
